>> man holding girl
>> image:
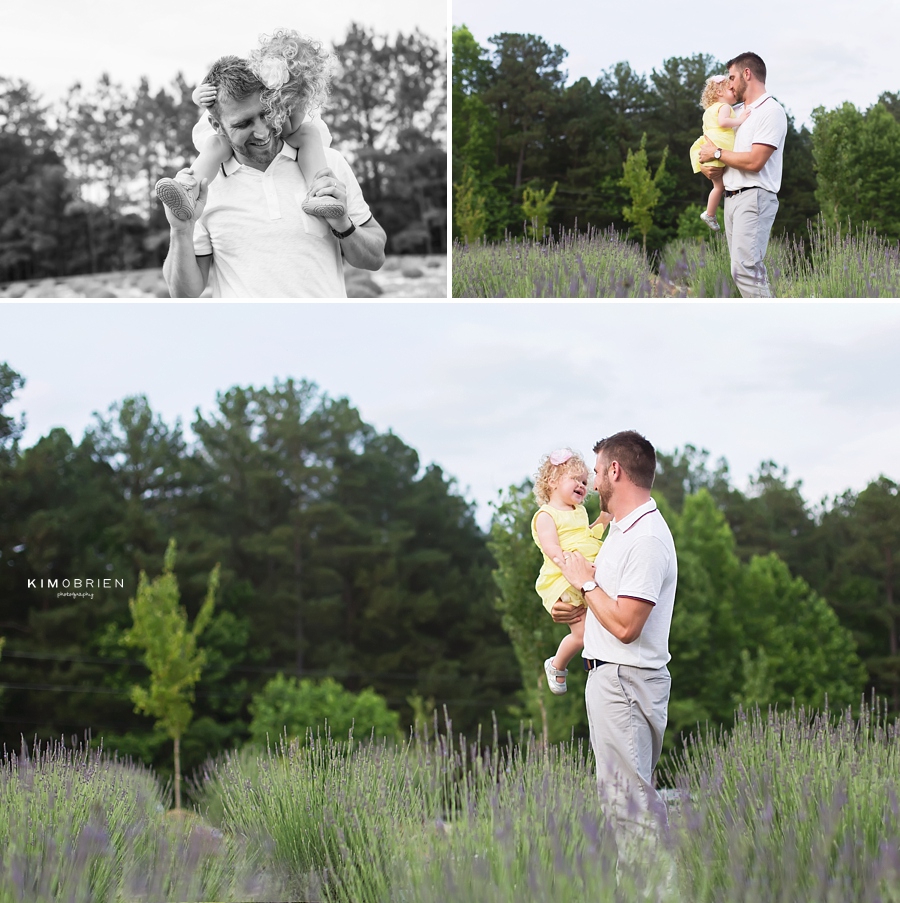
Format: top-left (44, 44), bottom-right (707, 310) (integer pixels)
top-left (697, 51), bottom-right (788, 298)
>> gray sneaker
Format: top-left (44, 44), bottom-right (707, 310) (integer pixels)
top-left (155, 178), bottom-right (197, 221)
top-left (700, 211), bottom-right (720, 232)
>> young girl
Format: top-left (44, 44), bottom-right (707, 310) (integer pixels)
top-left (690, 74), bottom-right (752, 231)
top-left (531, 449), bottom-right (609, 695)
top-left (154, 28), bottom-right (344, 222)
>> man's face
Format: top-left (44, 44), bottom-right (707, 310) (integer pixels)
top-left (728, 65), bottom-right (748, 103)
top-left (212, 93), bottom-right (280, 167)
top-left (594, 453), bottom-right (613, 513)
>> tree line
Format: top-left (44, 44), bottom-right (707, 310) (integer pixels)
top-left (1, 362), bottom-right (897, 777)
top-left (0, 24), bottom-right (447, 283)
top-left (452, 27), bottom-right (900, 251)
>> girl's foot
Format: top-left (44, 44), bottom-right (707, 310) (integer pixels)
top-left (700, 211), bottom-right (720, 232)
top-left (155, 178), bottom-right (196, 221)
top-left (544, 658), bottom-right (568, 695)
top-left (301, 196), bottom-right (346, 219)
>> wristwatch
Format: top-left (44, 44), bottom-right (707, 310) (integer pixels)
top-left (581, 580), bottom-right (598, 594)
top-left (331, 221), bottom-right (356, 239)
top-left (714, 148), bottom-right (722, 160)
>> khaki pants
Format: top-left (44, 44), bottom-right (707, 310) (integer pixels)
top-left (724, 187), bottom-right (779, 298)
top-left (585, 663), bottom-right (670, 860)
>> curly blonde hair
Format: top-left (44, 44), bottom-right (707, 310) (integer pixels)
top-left (248, 28), bottom-right (337, 131)
top-left (533, 449), bottom-right (589, 506)
top-left (700, 76), bottom-right (730, 110)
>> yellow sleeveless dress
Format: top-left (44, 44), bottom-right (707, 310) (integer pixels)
top-left (690, 102), bottom-right (736, 173)
top-left (531, 504), bottom-right (605, 613)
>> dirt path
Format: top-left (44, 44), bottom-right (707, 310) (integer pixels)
top-left (1, 255), bottom-right (447, 300)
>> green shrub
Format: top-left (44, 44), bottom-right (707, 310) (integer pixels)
top-left (248, 675), bottom-right (402, 747)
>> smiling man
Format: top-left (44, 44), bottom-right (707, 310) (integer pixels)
top-left (162, 56), bottom-right (386, 298)
top-left (549, 431), bottom-right (677, 863)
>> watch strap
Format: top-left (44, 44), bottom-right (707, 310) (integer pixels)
top-left (331, 221), bottom-right (356, 239)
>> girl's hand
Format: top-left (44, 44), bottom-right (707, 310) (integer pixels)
top-left (737, 107), bottom-right (752, 124)
top-left (590, 511), bottom-right (613, 529)
top-left (192, 83), bottom-right (218, 108)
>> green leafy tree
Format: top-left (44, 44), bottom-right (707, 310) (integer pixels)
top-left (521, 181), bottom-right (558, 238)
top-left (247, 674), bottom-right (401, 746)
top-left (818, 478), bottom-right (900, 709)
top-left (620, 133), bottom-right (669, 254)
top-left (0, 363), bottom-right (25, 460)
top-left (453, 164), bottom-right (487, 243)
top-left (812, 100), bottom-right (900, 242)
top-left (122, 539), bottom-right (219, 810)
top-left (732, 553), bottom-right (866, 711)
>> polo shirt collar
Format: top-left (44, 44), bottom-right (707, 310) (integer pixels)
top-left (610, 498), bottom-right (658, 533)
top-left (747, 92), bottom-right (772, 110)
top-left (222, 141), bottom-right (296, 176)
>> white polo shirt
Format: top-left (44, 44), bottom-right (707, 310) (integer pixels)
top-left (583, 498), bottom-right (677, 669)
top-left (193, 143), bottom-right (372, 298)
top-left (723, 92), bottom-right (788, 194)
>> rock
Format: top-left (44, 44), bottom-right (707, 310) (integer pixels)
top-left (346, 275), bottom-right (384, 298)
top-left (3, 282), bottom-right (29, 298)
top-left (401, 266), bottom-right (424, 279)
top-left (426, 259), bottom-right (441, 268)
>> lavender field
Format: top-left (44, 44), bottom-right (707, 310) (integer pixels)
top-left (451, 220), bottom-right (900, 298)
top-left (4, 703), bottom-right (899, 902)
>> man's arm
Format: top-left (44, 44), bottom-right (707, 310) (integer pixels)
top-left (552, 550), bottom-right (653, 643)
top-left (161, 173), bottom-right (211, 298)
top-left (698, 136), bottom-right (776, 175)
top-left (336, 217), bottom-right (387, 271)
top-left (307, 167), bottom-right (387, 271)
top-left (163, 233), bottom-right (211, 298)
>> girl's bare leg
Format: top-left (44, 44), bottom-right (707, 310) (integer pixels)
top-left (182, 134), bottom-right (233, 197)
top-left (282, 117), bottom-right (345, 218)
top-left (706, 170), bottom-right (725, 217)
top-left (551, 617), bottom-right (585, 684)
top-left (155, 134), bottom-right (232, 221)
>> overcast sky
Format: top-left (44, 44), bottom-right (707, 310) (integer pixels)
top-left (3, 302), bottom-right (899, 528)
top-left (452, 0), bottom-right (898, 129)
top-left (3, 0), bottom-right (446, 105)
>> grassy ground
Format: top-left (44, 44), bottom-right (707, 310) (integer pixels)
top-left (0, 255), bottom-right (446, 300)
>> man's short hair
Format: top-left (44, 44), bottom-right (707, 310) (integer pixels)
top-left (593, 431), bottom-right (656, 490)
top-left (204, 55), bottom-right (264, 120)
top-left (726, 52), bottom-right (767, 84)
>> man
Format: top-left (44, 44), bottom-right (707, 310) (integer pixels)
top-left (698, 52), bottom-right (787, 298)
top-left (551, 431), bottom-right (677, 858)
top-left (163, 57), bottom-right (386, 298)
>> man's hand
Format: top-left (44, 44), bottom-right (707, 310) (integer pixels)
top-left (306, 167), bottom-right (348, 223)
top-left (697, 136), bottom-right (722, 179)
top-left (162, 168), bottom-right (209, 233)
top-left (552, 549), bottom-right (596, 591)
top-left (550, 598), bottom-right (586, 625)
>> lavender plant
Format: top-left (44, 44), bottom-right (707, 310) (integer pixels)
top-left (0, 738), bottom-right (282, 902)
top-left (454, 218), bottom-right (900, 298)
top-left (665, 700), bottom-right (900, 902)
top-left (451, 227), bottom-right (668, 298)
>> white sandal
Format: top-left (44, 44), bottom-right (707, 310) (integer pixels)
top-left (544, 657), bottom-right (568, 695)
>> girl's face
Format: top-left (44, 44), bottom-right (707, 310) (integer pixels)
top-left (550, 470), bottom-right (589, 508)
top-left (720, 82), bottom-right (738, 105)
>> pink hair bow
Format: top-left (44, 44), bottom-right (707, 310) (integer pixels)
top-left (710, 74), bottom-right (727, 83)
top-left (549, 449), bottom-right (573, 465)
